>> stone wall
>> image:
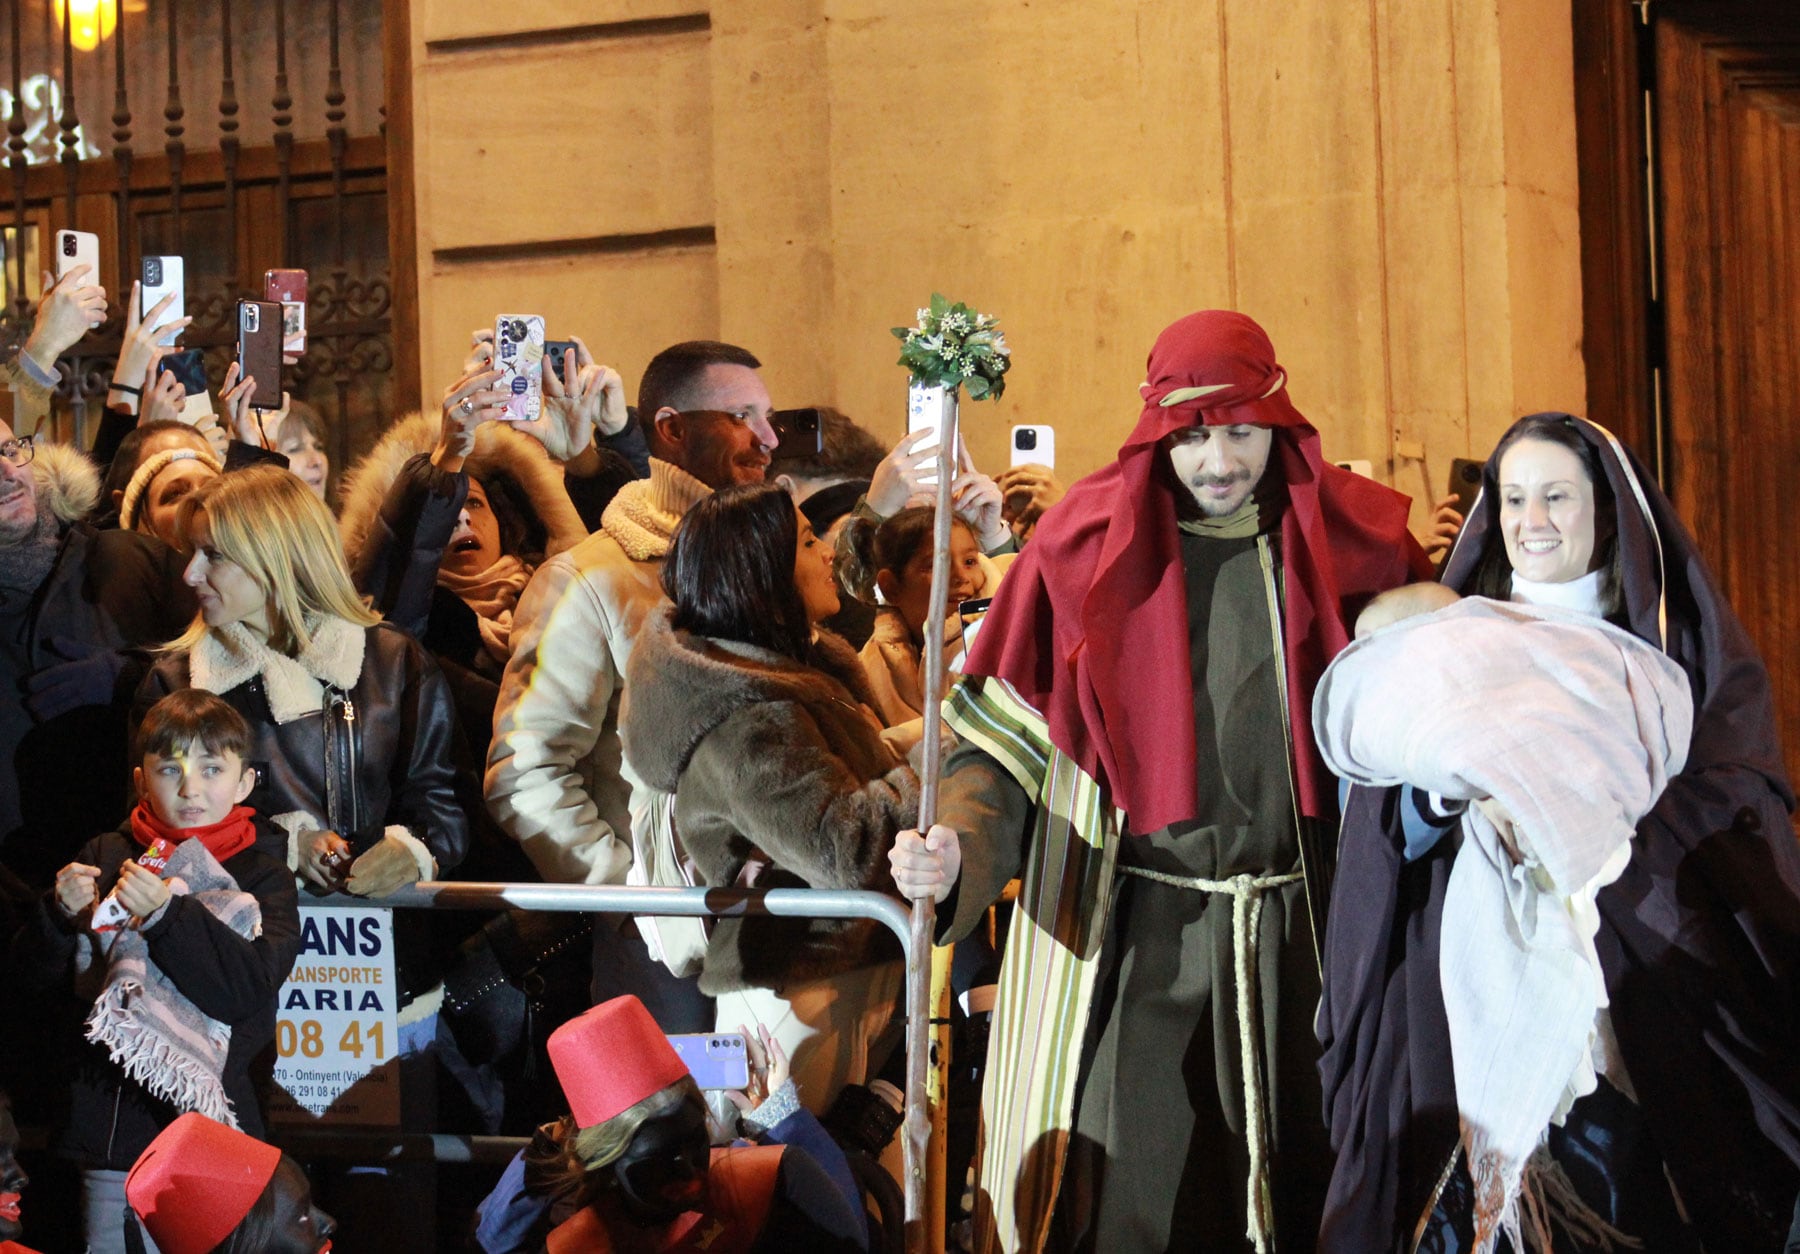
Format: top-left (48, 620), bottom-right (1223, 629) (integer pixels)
top-left (397, 0), bottom-right (1584, 525)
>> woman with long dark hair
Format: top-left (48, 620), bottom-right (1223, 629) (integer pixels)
top-left (620, 482), bottom-right (917, 1112)
top-left (1316, 413), bottom-right (1800, 1250)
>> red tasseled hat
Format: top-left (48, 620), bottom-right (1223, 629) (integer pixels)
top-left (126, 1113), bottom-right (281, 1254)
top-left (548, 995), bottom-right (691, 1129)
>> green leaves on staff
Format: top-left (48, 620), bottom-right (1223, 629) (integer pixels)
top-left (892, 294), bottom-right (1012, 400)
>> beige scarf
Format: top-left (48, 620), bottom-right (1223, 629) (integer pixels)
top-left (436, 554), bottom-right (532, 665)
top-left (600, 458), bottom-right (712, 561)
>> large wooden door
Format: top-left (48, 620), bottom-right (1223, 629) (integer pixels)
top-left (1654, 8), bottom-right (1800, 792)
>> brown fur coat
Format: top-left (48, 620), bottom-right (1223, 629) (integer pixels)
top-left (622, 609), bottom-right (918, 994)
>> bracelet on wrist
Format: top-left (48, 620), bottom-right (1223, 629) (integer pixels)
top-left (110, 382), bottom-right (142, 397)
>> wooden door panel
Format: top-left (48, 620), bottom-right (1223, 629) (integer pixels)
top-left (1656, 9), bottom-right (1800, 791)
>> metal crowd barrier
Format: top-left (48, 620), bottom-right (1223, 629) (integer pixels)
top-left (278, 881), bottom-right (932, 1248)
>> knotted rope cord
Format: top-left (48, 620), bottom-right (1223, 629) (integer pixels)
top-left (1116, 864), bottom-right (1304, 1254)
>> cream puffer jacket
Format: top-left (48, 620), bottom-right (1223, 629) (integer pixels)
top-left (483, 458), bottom-right (711, 885)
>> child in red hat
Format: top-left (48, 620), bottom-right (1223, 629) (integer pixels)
top-left (124, 1112), bottom-right (333, 1254)
top-left (474, 995), bottom-right (867, 1253)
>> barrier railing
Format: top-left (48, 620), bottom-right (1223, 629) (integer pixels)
top-left (285, 881), bottom-right (932, 1248)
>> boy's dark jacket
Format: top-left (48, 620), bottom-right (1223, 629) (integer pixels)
top-left (10, 826), bottom-right (300, 1169)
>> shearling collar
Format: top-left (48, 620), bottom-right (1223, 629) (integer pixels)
top-left (336, 411), bottom-right (589, 571)
top-left (623, 607), bottom-right (879, 792)
top-left (189, 615), bottom-right (365, 724)
top-left (600, 459), bottom-right (711, 562)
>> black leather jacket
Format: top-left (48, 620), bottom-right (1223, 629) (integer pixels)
top-left (136, 621), bottom-right (470, 872)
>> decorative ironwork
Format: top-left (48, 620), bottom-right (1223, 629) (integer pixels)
top-left (8, 0), bottom-right (30, 321)
top-left (110, 0), bottom-right (131, 268)
top-left (4, 0), bottom-right (392, 460)
top-left (163, 0), bottom-right (184, 245)
top-left (58, 0), bottom-right (77, 218)
top-left (219, 0), bottom-right (238, 265)
top-left (272, 0), bottom-right (292, 261)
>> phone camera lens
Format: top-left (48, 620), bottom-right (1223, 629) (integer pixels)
top-left (1016, 429), bottom-right (1038, 451)
top-left (145, 261), bottom-right (161, 285)
top-left (62, 236), bottom-right (75, 256)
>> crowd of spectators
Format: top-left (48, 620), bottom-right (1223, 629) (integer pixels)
top-left (0, 265), bottom-right (1055, 1252)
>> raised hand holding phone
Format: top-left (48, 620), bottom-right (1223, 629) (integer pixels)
top-left (112, 283), bottom-right (194, 414)
top-left (25, 265), bottom-right (108, 368)
top-left (139, 255), bottom-right (184, 347)
top-left (234, 300), bottom-right (282, 412)
top-left (264, 268), bottom-right (308, 356)
top-left (491, 315), bottom-right (546, 423)
top-left (435, 364), bottom-right (507, 473)
top-left (53, 230), bottom-right (103, 329)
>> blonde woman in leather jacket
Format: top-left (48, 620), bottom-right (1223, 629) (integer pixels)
top-left (135, 464), bottom-right (469, 914)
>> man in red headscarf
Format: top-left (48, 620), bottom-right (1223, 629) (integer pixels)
top-left (892, 311), bottom-right (1428, 1253)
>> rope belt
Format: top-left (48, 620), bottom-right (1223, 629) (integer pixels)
top-left (1116, 864), bottom-right (1304, 1254)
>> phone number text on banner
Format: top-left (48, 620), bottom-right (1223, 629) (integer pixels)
top-left (269, 905), bottom-right (399, 1127)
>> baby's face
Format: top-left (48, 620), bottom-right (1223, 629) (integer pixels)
top-left (134, 739), bottom-right (256, 829)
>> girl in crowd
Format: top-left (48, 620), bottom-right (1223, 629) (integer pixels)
top-left (117, 445), bottom-right (222, 551)
top-left (272, 400), bottom-right (331, 504)
top-left (839, 504), bottom-right (1004, 732)
top-left (126, 1112), bottom-right (334, 1254)
top-left (621, 483), bottom-right (917, 1111)
top-left (1317, 413), bottom-right (1800, 1250)
top-left (136, 464), bottom-right (468, 905)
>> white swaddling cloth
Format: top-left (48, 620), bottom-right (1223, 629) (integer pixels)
top-left (1312, 596), bottom-right (1693, 1251)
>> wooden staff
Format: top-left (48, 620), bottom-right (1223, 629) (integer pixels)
top-left (903, 386), bottom-right (960, 1253)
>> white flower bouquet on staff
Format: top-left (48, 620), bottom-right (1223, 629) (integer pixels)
top-left (891, 292), bottom-right (1011, 401)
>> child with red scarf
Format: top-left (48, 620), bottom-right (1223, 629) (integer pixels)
top-left (16, 690), bottom-right (300, 1254)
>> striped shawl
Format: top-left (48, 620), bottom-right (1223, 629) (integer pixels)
top-left (944, 675), bottom-right (1121, 1254)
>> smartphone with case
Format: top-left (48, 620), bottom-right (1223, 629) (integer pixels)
top-left (493, 315), bottom-right (546, 423)
top-left (1449, 457), bottom-right (1485, 518)
top-left (908, 382), bottom-right (970, 486)
top-left (544, 339), bottom-right (576, 384)
top-left (264, 269), bottom-right (308, 355)
top-left (666, 1033), bottom-right (750, 1090)
top-left (140, 255), bottom-right (185, 347)
top-left (54, 229), bottom-right (100, 286)
top-left (156, 348), bottom-right (208, 397)
top-left (1010, 424), bottom-right (1054, 470)
top-left (236, 300), bottom-right (283, 412)
top-left (770, 407), bottom-right (824, 460)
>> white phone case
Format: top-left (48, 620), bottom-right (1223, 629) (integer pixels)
top-left (140, 255), bottom-right (186, 347)
top-left (1010, 424), bottom-right (1055, 469)
top-left (908, 382), bottom-right (952, 485)
top-left (54, 230), bottom-right (100, 286)
top-left (493, 314), bottom-right (546, 423)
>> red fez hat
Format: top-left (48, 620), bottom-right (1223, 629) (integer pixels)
top-left (126, 1113), bottom-right (281, 1254)
top-left (548, 995), bottom-right (690, 1128)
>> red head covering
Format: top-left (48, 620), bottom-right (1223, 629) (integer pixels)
top-left (548, 995), bottom-right (691, 1129)
top-left (126, 1113), bottom-right (281, 1254)
top-left (964, 310), bottom-right (1428, 833)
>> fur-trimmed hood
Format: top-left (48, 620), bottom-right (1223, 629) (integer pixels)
top-left (623, 608), bottom-right (886, 794)
top-left (336, 412), bottom-right (587, 569)
top-left (30, 437), bottom-right (102, 524)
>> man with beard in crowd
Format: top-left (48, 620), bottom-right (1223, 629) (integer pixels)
top-left (485, 340), bottom-right (778, 1029)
